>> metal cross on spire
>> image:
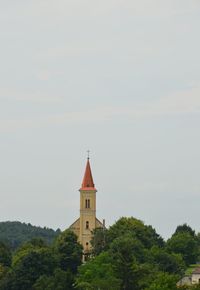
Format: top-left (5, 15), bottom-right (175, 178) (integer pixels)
top-left (87, 150), bottom-right (90, 160)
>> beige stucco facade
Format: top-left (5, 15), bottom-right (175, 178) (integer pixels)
top-left (192, 273), bottom-right (200, 284)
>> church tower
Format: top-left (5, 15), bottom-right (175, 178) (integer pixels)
top-left (69, 156), bottom-right (104, 259)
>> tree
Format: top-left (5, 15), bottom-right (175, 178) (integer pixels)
top-left (150, 246), bottom-right (185, 275)
top-left (54, 230), bottom-right (82, 274)
top-left (109, 234), bottom-right (146, 290)
top-left (0, 222), bottom-right (60, 251)
top-left (0, 242), bottom-right (11, 267)
top-left (90, 228), bottom-right (108, 256)
top-left (33, 268), bottom-right (74, 290)
top-left (0, 270), bottom-right (16, 290)
top-left (173, 224), bottom-right (195, 237)
top-left (166, 232), bottom-right (198, 266)
top-left (0, 264), bottom-right (9, 281)
top-left (107, 217), bottom-right (164, 249)
top-left (0, 239), bottom-right (57, 290)
top-left (11, 248), bottom-right (57, 290)
top-left (76, 252), bottom-right (121, 290)
top-left (144, 272), bottom-right (178, 290)
top-left (12, 238), bottom-right (48, 267)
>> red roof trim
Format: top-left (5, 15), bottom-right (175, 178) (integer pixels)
top-left (79, 187), bottom-right (97, 191)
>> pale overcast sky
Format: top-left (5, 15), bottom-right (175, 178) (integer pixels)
top-left (0, 0), bottom-right (200, 239)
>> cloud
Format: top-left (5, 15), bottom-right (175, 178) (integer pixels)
top-left (105, 85), bottom-right (200, 119)
top-left (150, 86), bottom-right (200, 116)
top-left (0, 85), bottom-right (200, 133)
top-left (47, 85), bottom-right (200, 124)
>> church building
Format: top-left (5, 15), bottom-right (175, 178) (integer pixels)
top-left (69, 157), bottom-right (104, 258)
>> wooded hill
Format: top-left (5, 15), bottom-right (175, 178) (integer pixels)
top-left (0, 221), bottom-right (60, 250)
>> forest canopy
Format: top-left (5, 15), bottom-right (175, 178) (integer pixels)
top-left (0, 221), bottom-right (60, 250)
top-left (0, 218), bottom-right (200, 290)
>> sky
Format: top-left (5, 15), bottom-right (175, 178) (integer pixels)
top-left (0, 0), bottom-right (200, 239)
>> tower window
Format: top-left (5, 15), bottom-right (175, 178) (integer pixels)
top-left (86, 221), bottom-right (89, 229)
top-left (85, 199), bottom-right (90, 208)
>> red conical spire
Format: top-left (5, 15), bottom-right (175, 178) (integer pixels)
top-left (80, 158), bottom-right (96, 190)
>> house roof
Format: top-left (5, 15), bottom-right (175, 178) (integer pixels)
top-left (192, 267), bottom-right (200, 275)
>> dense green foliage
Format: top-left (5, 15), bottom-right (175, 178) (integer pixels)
top-left (0, 221), bottom-right (60, 250)
top-left (0, 230), bottom-right (82, 290)
top-left (0, 243), bottom-right (11, 267)
top-left (77, 218), bottom-right (200, 290)
top-left (0, 218), bottom-right (200, 289)
top-left (76, 252), bottom-right (121, 290)
top-left (54, 230), bottom-right (83, 273)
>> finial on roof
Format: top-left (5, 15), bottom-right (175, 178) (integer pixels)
top-left (87, 150), bottom-right (90, 160)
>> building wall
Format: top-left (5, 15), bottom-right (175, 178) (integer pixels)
top-left (69, 218), bottom-right (80, 239)
top-left (79, 189), bottom-right (96, 252)
top-left (192, 274), bottom-right (200, 284)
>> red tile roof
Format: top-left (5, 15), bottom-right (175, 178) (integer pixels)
top-left (80, 158), bottom-right (96, 190)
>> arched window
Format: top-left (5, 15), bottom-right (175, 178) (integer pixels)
top-left (86, 221), bottom-right (89, 229)
top-left (88, 199), bottom-right (90, 208)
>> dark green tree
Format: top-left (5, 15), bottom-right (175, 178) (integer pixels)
top-left (0, 221), bottom-right (60, 251)
top-left (11, 248), bottom-right (57, 290)
top-left (174, 224), bottom-right (195, 237)
top-left (166, 232), bottom-right (198, 266)
top-left (90, 227), bottom-right (108, 256)
top-left (109, 234), bottom-right (145, 290)
top-left (0, 264), bottom-right (9, 281)
top-left (54, 230), bottom-right (82, 274)
top-left (150, 246), bottom-right (185, 275)
top-left (0, 242), bottom-right (11, 267)
top-left (0, 270), bottom-right (16, 290)
top-left (107, 217), bottom-right (164, 249)
top-left (33, 268), bottom-right (74, 290)
top-left (0, 239), bottom-right (57, 290)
